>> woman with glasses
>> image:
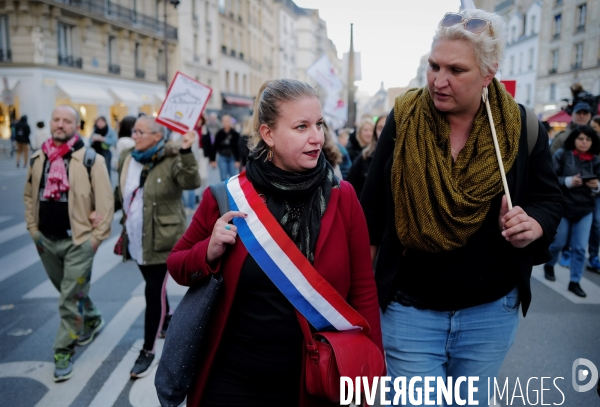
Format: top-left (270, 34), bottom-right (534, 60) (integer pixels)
top-left (361, 9), bottom-right (563, 405)
top-left (115, 116), bottom-right (200, 378)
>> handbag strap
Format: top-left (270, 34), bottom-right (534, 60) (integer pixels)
top-left (226, 172), bottom-right (370, 333)
top-left (295, 309), bottom-right (320, 361)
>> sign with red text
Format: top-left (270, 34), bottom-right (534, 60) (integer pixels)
top-left (156, 72), bottom-right (212, 134)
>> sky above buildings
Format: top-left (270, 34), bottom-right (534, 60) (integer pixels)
top-left (294, 0), bottom-right (462, 95)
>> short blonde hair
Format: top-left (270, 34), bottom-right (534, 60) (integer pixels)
top-left (432, 9), bottom-right (506, 77)
top-left (247, 79), bottom-right (319, 156)
top-left (357, 118), bottom-right (374, 146)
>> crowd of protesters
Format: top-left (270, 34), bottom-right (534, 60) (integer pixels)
top-left (20, 7), bottom-right (600, 406)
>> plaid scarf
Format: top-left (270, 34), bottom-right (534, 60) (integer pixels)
top-left (391, 79), bottom-right (521, 253)
top-left (131, 139), bottom-right (166, 188)
top-left (41, 135), bottom-right (79, 200)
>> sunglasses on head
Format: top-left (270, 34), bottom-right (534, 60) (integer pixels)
top-left (440, 12), bottom-right (494, 36)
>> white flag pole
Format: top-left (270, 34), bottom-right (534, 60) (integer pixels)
top-left (482, 87), bottom-right (513, 210)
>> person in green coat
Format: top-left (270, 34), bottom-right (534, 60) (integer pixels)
top-left (115, 116), bottom-right (200, 378)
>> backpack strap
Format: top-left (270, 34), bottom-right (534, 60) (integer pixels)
top-left (209, 182), bottom-right (230, 216)
top-left (83, 148), bottom-right (96, 180)
top-left (523, 105), bottom-right (539, 156)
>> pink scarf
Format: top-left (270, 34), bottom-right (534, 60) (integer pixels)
top-left (41, 135), bottom-right (79, 200)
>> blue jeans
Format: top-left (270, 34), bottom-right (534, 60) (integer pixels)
top-left (381, 287), bottom-right (520, 406)
top-left (587, 196), bottom-right (600, 258)
top-left (183, 189), bottom-right (196, 209)
top-left (547, 213), bottom-right (593, 282)
top-left (217, 153), bottom-right (237, 181)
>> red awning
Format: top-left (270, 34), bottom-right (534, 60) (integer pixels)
top-left (545, 109), bottom-right (572, 125)
top-left (223, 94), bottom-right (254, 107)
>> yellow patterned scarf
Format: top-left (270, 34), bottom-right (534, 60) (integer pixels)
top-left (391, 78), bottom-right (521, 253)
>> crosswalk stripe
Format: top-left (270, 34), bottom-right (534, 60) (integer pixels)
top-left (0, 221), bottom-right (27, 245)
top-left (0, 215), bottom-right (12, 224)
top-left (35, 293), bottom-right (146, 407)
top-left (531, 265), bottom-right (600, 304)
top-left (23, 234), bottom-right (121, 299)
top-left (0, 245), bottom-right (39, 283)
top-left (129, 339), bottom-right (167, 407)
top-left (88, 339), bottom-right (146, 407)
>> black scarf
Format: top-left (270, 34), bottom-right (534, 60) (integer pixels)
top-left (245, 148), bottom-right (339, 263)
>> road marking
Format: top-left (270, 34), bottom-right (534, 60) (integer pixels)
top-left (0, 215), bottom-right (13, 224)
top-left (23, 234), bottom-right (121, 299)
top-left (531, 265), bottom-right (600, 304)
top-left (0, 361), bottom-right (56, 389)
top-left (88, 339), bottom-right (145, 407)
top-left (0, 221), bottom-right (27, 244)
top-left (0, 244), bottom-right (39, 283)
top-left (35, 294), bottom-right (146, 407)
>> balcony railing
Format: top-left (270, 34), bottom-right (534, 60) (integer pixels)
top-left (51, 0), bottom-right (177, 40)
top-left (135, 69), bottom-right (145, 79)
top-left (549, 68), bottom-right (557, 74)
top-left (0, 49), bottom-right (11, 62)
top-left (572, 62), bottom-right (582, 70)
top-left (221, 45), bottom-right (227, 54)
top-left (553, 33), bottom-right (560, 40)
top-left (108, 64), bottom-right (121, 74)
top-left (158, 73), bottom-right (166, 82)
top-left (239, 52), bottom-right (244, 60)
top-left (576, 25), bottom-right (585, 33)
top-left (58, 54), bottom-right (83, 68)
top-left (230, 49), bottom-right (236, 57)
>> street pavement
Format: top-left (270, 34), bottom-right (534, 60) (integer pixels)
top-left (0, 153), bottom-right (599, 407)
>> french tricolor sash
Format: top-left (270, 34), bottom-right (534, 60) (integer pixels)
top-left (226, 172), bottom-right (370, 333)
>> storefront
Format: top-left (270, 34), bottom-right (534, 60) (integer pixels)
top-left (0, 67), bottom-right (166, 140)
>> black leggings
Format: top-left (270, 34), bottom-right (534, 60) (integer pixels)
top-left (138, 263), bottom-right (170, 352)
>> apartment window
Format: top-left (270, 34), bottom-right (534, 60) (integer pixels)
top-left (58, 23), bottom-right (81, 68)
top-left (107, 36), bottom-right (120, 73)
top-left (0, 15), bottom-right (9, 62)
top-left (234, 72), bottom-right (239, 94)
top-left (511, 26), bottom-right (516, 43)
top-left (193, 34), bottom-right (199, 61)
top-left (230, 28), bottom-right (234, 50)
top-left (526, 84), bottom-right (532, 105)
top-left (550, 83), bottom-right (557, 101)
top-left (218, 0), bottom-right (225, 14)
top-left (236, 0), bottom-right (241, 17)
top-left (192, 0), bottom-right (198, 21)
top-left (551, 49), bottom-right (559, 73)
top-left (155, 0), bottom-right (161, 20)
top-left (243, 75), bottom-right (247, 94)
top-left (556, 0), bottom-right (563, 5)
top-left (530, 15), bottom-right (536, 35)
top-left (135, 43), bottom-right (144, 78)
top-left (206, 38), bottom-right (212, 65)
top-left (576, 4), bottom-right (586, 31)
top-left (553, 14), bottom-right (561, 39)
top-left (225, 70), bottom-right (230, 92)
top-left (518, 53), bottom-right (523, 73)
top-left (158, 49), bottom-right (166, 81)
top-left (573, 43), bottom-right (583, 69)
top-left (509, 55), bottom-right (514, 74)
top-left (528, 48), bottom-right (534, 70)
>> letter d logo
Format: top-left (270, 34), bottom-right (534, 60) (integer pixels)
top-left (572, 358), bottom-right (598, 392)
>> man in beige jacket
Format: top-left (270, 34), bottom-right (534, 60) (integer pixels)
top-left (24, 105), bottom-right (114, 382)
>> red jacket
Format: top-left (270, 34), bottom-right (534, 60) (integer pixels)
top-left (167, 180), bottom-right (383, 407)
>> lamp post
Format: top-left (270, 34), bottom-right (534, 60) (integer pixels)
top-left (346, 23), bottom-right (356, 129)
top-left (164, 0), bottom-right (180, 88)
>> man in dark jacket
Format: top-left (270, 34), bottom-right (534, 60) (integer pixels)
top-left (550, 102), bottom-right (593, 155)
top-left (14, 115), bottom-right (31, 167)
top-left (211, 114), bottom-right (240, 181)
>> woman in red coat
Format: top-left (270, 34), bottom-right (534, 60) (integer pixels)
top-left (167, 79), bottom-right (383, 407)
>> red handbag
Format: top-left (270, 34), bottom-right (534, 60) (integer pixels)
top-left (297, 311), bottom-right (385, 403)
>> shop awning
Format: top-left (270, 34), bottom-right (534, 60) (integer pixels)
top-left (56, 80), bottom-right (113, 105)
top-left (545, 109), bottom-right (571, 125)
top-left (109, 87), bottom-right (141, 105)
top-left (223, 93), bottom-right (254, 107)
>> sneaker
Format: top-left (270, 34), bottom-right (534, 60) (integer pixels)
top-left (130, 349), bottom-right (155, 378)
top-left (54, 353), bottom-right (74, 382)
top-left (587, 256), bottom-right (600, 273)
top-left (559, 251), bottom-right (571, 268)
top-left (568, 282), bottom-right (587, 298)
top-left (544, 264), bottom-right (556, 282)
top-left (159, 314), bottom-right (172, 339)
top-left (77, 317), bottom-right (105, 346)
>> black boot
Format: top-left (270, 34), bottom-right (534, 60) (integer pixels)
top-left (544, 265), bottom-right (555, 281)
top-left (568, 282), bottom-right (587, 297)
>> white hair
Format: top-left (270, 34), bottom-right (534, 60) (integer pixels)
top-left (136, 116), bottom-right (166, 138)
top-left (432, 9), bottom-right (507, 77)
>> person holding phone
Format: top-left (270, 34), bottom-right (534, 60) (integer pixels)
top-left (545, 125), bottom-right (600, 297)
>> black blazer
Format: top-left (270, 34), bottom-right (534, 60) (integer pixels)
top-left (361, 105), bottom-right (565, 316)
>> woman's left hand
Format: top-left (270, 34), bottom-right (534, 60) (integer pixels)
top-left (498, 195), bottom-right (543, 248)
top-left (181, 131), bottom-right (197, 150)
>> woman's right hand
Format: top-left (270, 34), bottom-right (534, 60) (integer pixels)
top-left (206, 211), bottom-right (247, 264)
top-left (572, 174), bottom-right (583, 187)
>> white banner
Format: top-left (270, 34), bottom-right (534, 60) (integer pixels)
top-left (307, 55), bottom-right (344, 95)
top-left (323, 93), bottom-right (348, 127)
